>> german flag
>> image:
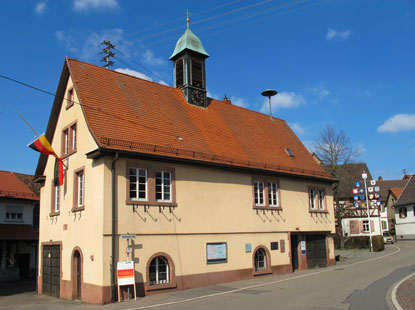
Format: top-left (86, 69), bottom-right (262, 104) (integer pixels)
top-left (28, 135), bottom-right (63, 185)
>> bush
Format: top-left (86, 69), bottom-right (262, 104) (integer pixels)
top-left (372, 235), bottom-right (384, 252)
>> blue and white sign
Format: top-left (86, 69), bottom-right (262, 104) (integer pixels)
top-left (354, 195), bottom-right (359, 201)
top-left (359, 188), bottom-right (365, 194)
top-left (355, 181), bottom-right (361, 187)
top-left (301, 240), bottom-right (306, 254)
top-left (368, 187), bottom-right (374, 193)
top-left (375, 193), bottom-right (380, 199)
top-left (359, 195), bottom-right (365, 200)
top-left (370, 180), bottom-right (376, 186)
top-left (376, 201), bottom-right (381, 206)
top-left (354, 202), bottom-right (360, 208)
top-left (374, 186), bottom-right (380, 192)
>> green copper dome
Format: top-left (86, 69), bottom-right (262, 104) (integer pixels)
top-left (169, 26), bottom-right (209, 60)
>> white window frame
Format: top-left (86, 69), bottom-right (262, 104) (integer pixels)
top-left (149, 256), bottom-right (169, 285)
top-left (318, 189), bottom-right (325, 210)
top-left (64, 129), bottom-right (69, 154)
top-left (5, 206), bottom-right (23, 222)
top-left (55, 185), bottom-right (60, 212)
top-left (77, 171), bottom-right (84, 208)
top-left (268, 182), bottom-right (278, 207)
top-left (254, 248), bottom-right (266, 271)
top-left (155, 171), bottom-right (172, 202)
top-left (71, 124), bottom-right (76, 151)
top-left (309, 189), bottom-right (316, 210)
top-left (363, 220), bottom-right (370, 232)
top-left (254, 181), bottom-right (265, 206)
top-left (129, 168), bottom-right (147, 201)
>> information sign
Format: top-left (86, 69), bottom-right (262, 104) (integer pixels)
top-left (354, 202), bottom-right (360, 208)
top-left (353, 195), bottom-right (359, 201)
top-left (370, 180), bottom-right (376, 186)
top-left (301, 241), bottom-right (306, 254)
top-left (368, 187), bottom-right (373, 193)
top-left (117, 261), bottom-right (135, 286)
top-left (355, 182), bottom-right (361, 187)
top-left (353, 188), bottom-right (358, 194)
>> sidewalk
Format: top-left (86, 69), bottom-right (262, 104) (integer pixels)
top-left (395, 273), bottom-right (415, 310)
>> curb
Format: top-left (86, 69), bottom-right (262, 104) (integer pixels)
top-left (391, 272), bottom-right (415, 310)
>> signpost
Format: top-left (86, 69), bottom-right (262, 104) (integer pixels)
top-left (117, 234), bottom-right (137, 302)
top-left (117, 261), bottom-right (136, 302)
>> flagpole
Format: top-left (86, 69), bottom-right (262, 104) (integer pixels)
top-left (19, 113), bottom-right (40, 137)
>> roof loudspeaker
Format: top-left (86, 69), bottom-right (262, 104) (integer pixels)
top-left (261, 89), bottom-right (278, 120)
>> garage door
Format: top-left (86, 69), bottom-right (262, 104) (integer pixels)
top-left (306, 234), bottom-right (327, 269)
top-left (42, 245), bottom-right (60, 297)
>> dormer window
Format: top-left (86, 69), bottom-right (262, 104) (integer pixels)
top-left (285, 148), bottom-right (295, 157)
top-left (66, 87), bottom-right (74, 109)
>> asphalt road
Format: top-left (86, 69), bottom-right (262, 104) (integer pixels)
top-left (1, 241), bottom-right (414, 310)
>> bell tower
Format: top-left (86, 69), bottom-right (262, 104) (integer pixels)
top-left (170, 15), bottom-right (209, 108)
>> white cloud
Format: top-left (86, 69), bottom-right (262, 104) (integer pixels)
top-left (116, 68), bottom-right (153, 81)
top-left (310, 86), bottom-right (330, 101)
top-left (35, 2), bottom-right (47, 15)
top-left (55, 30), bottom-right (79, 54)
top-left (142, 50), bottom-right (165, 66)
top-left (289, 122), bottom-right (305, 135)
top-left (158, 80), bottom-right (169, 86)
top-left (327, 28), bottom-right (351, 40)
top-left (230, 96), bottom-right (246, 108)
top-left (378, 114), bottom-right (415, 133)
top-left (260, 91), bottom-right (305, 114)
top-left (73, 0), bottom-right (119, 12)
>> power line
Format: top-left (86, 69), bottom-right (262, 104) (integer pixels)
top-left (0, 72), bottom-right (178, 139)
top-left (114, 48), bottom-right (171, 86)
top-left (126, 0), bottom-right (242, 38)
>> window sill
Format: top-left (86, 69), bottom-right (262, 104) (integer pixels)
top-left (65, 102), bottom-right (74, 110)
top-left (126, 200), bottom-right (177, 208)
top-left (145, 282), bottom-right (177, 292)
top-left (309, 210), bottom-right (328, 214)
top-left (62, 149), bottom-right (77, 158)
top-left (71, 206), bottom-right (85, 213)
top-left (4, 219), bottom-right (24, 223)
top-left (253, 206), bottom-right (282, 211)
top-left (49, 211), bottom-right (60, 217)
top-left (253, 268), bottom-right (272, 276)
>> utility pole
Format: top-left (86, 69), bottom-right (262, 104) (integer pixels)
top-left (100, 40), bottom-right (115, 69)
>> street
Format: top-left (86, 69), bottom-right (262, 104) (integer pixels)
top-left (1, 241), bottom-right (414, 310)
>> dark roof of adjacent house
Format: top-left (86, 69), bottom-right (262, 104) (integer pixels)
top-left (395, 176), bottom-right (415, 207)
top-left (323, 163), bottom-right (372, 199)
top-left (36, 58), bottom-right (334, 182)
top-left (377, 179), bottom-right (408, 202)
top-left (0, 170), bottom-right (39, 201)
top-left (0, 224), bottom-right (38, 240)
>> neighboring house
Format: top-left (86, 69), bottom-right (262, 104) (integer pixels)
top-left (380, 178), bottom-right (407, 232)
top-left (0, 170), bottom-right (39, 281)
top-left (394, 176), bottom-right (415, 240)
top-left (35, 25), bottom-right (336, 304)
top-left (325, 163), bottom-right (382, 237)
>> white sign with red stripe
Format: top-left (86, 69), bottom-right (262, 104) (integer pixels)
top-left (117, 261), bottom-right (135, 286)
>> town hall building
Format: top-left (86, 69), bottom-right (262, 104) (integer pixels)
top-left (35, 23), bottom-right (336, 304)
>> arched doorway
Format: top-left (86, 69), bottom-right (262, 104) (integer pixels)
top-left (72, 249), bottom-right (82, 300)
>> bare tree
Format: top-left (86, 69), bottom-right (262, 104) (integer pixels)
top-left (314, 125), bottom-right (361, 248)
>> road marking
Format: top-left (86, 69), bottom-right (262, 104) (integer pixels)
top-left (125, 246), bottom-right (401, 310)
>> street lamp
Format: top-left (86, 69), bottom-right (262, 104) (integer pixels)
top-left (362, 171), bottom-right (373, 251)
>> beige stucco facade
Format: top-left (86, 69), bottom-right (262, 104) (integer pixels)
top-left (38, 78), bottom-right (336, 304)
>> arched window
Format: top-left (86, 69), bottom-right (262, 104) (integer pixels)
top-left (399, 207), bottom-right (407, 219)
top-left (254, 248), bottom-right (267, 271)
top-left (149, 256), bottom-right (169, 285)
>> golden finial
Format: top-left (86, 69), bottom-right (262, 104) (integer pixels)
top-left (186, 9), bottom-right (191, 28)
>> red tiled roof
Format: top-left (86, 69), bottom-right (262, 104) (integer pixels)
top-left (47, 58), bottom-right (334, 181)
top-left (0, 224), bottom-right (38, 240)
top-left (0, 171), bottom-right (39, 201)
top-left (390, 188), bottom-right (404, 199)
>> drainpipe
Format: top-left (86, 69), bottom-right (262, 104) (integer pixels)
top-left (111, 152), bottom-right (119, 302)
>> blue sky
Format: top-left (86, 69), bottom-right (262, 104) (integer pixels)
top-left (1, 0), bottom-right (414, 180)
